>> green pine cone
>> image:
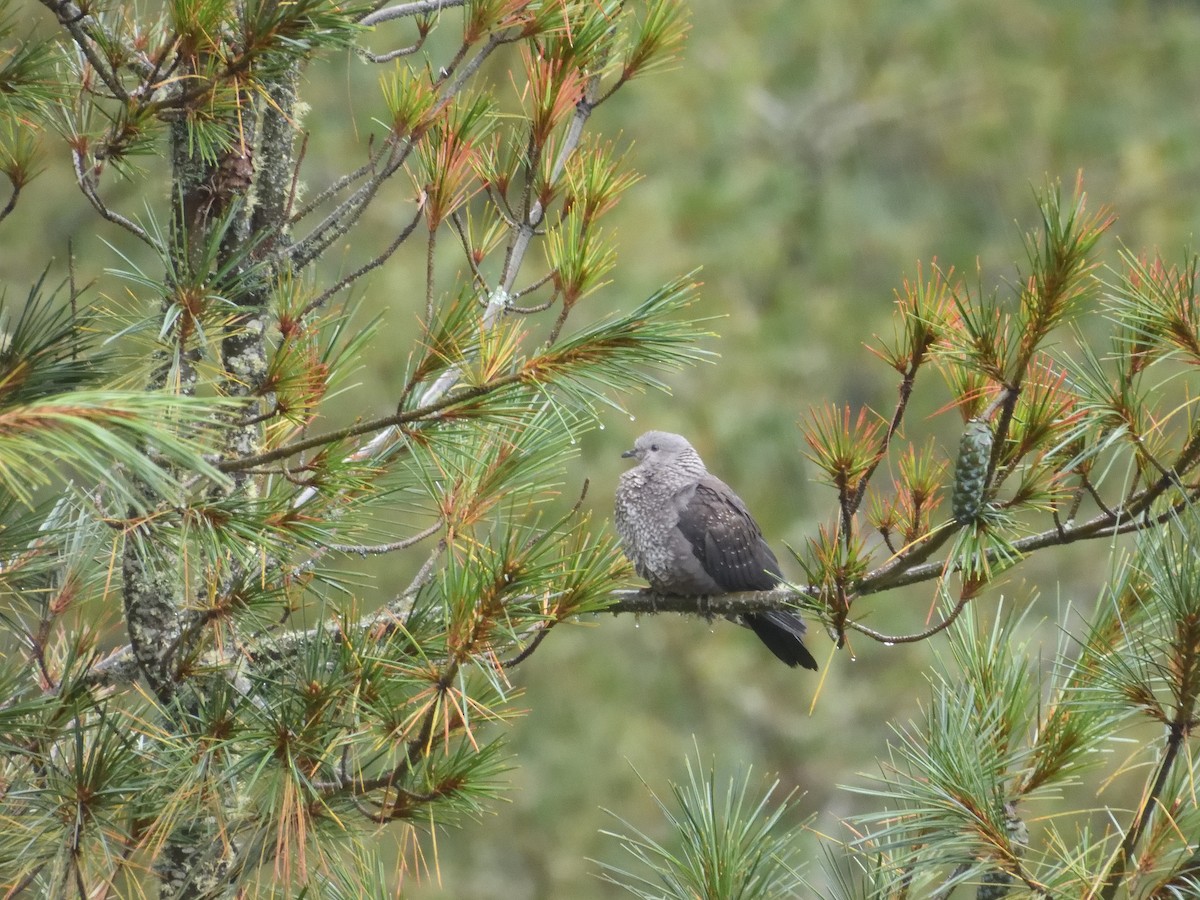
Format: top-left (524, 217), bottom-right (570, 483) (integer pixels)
top-left (976, 870), bottom-right (1014, 900)
top-left (952, 419), bottom-right (993, 524)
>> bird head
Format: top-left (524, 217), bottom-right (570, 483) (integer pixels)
top-left (621, 431), bottom-right (706, 474)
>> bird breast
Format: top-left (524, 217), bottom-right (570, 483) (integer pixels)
top-left (616, 470), bottom-right (713, 593)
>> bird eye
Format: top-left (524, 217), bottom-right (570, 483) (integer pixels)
top-left (650, 443), bottom-right (659, 452)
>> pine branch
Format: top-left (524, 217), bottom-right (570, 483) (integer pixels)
top-left (412, 41), bottom-right (605, 409)
top-left (221, 273), bottom-right (706, 472)
top-left (1098, 719), bottom-right (1190, 900)
top-left (846, 355), bottom-right (922, 519)
top-left (39, 0), bottom-right (130, 100)
top-left (216, 366), bottom-right (532, 472)
top-left (54, 485), bottom-right (1200, 702)
top-left (288, 27), bottom-right (511, 270)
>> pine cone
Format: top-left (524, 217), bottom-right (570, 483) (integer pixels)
top-left (952, 419), bottom-right (993, 524)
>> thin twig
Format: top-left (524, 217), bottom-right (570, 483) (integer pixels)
top-left (856, 522), bottom-right (958, 594)
top-left (1130, 425), bottom-right (1200, 515)
top-left (435, 39), bottom-right (472, 88)
top-left (327, 519), bottom-right (442, 556)
top-left (289, 138), bottom-right (410, 268)
top-left (485, 184), bottom-right (519, 227)
top-left (879, 528), bottom-right (898, 555)
top-left (290, 151), bottom-right (378, 224)
top-left (284, 131), bottom-right (308, 224)
top-left (1051, 507), bottom-right (1068, 542)
top-left (71, 149), bottom-right (160, 249)
top-left (508, 296), bottom-right (556, 314)
top-left (357, 35), bottom-right (428, 64)
top-left (847, 357), bottom-right (922, 518)
top-left (233, 401), bottom-right (282, 428)
top-left (1081, 472), bottom-right (1118, 519)
top-left (511, 268), bottom-right (556, 301)
top-left (450, 211), bottom-right (491, 294)
top-left (986, 384), bottom-right (1021, 482)
top-left (545, 300), bottom-right (573, 345)
top-left (301, 203), bottom-right (424, 316)
top-left (0, 181), bottom-right (19, 224)
top-left (837, 477), bottom-right (853, 552)
top-left (501, 623), bottom-right (554, 668)
top-left (424, 226), bottom-right (438, 322)
top-left (387, 541), bottom-right (445, 615)
top-left (843, 590), bottom-right (972, 644)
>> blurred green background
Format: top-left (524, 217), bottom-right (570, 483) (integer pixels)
top-left (10, 0), bottom-right (1200, 895)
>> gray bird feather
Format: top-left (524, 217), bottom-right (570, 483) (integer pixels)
top-left (615, 431), bottom-right (818, 670)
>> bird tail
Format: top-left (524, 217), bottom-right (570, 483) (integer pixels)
top-left (746, 611), bottom-right (818, 671)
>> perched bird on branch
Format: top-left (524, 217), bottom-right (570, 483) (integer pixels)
top-left (615, 430), bottom-right (818, 670)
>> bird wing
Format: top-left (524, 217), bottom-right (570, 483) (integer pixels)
top-left (674, 476), bottom-right (783, 592)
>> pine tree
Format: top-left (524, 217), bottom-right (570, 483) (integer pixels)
top-left (6, 2), bottom-right (1200, 898)
top-left (2, 1), bottom-right (699, 895)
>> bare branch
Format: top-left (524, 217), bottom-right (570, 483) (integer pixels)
top-left (843, 590), bottom-right (973, 644)
top-left (450, 211), bottom-right (492, 295)
top-left (358, 39), bottom-right (428, 64)
top-left (501, 622), bottom-right (555, 668)
top-left (0, 180), bottom-right (18, 224)
top-left (290, 151), bottom-right (379, 224)
top-left (71, 149), bottom-right (161, 249)
top-left (327, 519), bottom-right (443, 556)
top-left (361, 0), bottom-right (466, 27)
top-left (289, 138), bottom-right (412, 268)
top-left (605, 588), bottom-right (815, 618)
top-left (510, 268), bottom-right (556, 301)
top-left (301, 203), bottom-right (425, 316)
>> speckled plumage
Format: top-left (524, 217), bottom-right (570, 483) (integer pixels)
top-left (615, 431), bottom-right (818, 670)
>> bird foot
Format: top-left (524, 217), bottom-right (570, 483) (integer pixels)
top-left (637, 587), bottom-right (660, 612)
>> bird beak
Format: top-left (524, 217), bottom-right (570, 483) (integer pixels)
top-left (621, 448), bottom-right (636, 458)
